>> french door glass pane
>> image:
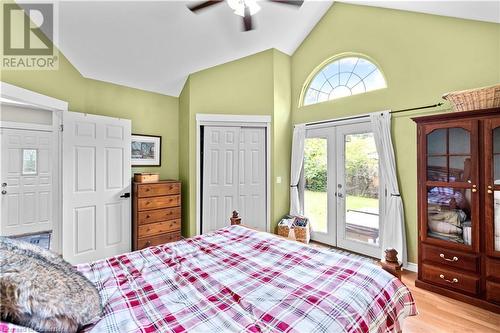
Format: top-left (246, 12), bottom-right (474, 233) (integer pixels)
top-left (304, 137), bottom-right (328, 233)
top-left (427, 186), bottom-right (472, 245)
top-left (426, 128), bottom-right (471, 183)
top-left (344, 133), bottom-right (379, 245)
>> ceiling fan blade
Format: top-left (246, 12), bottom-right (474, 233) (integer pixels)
top-left (243, 6), bottom-right (253, 31)
top-left (188, 0), bottom-right (223, 13)
top-left (267, 0), bottom-right (304, 7)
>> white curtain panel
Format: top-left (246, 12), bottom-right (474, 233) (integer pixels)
top-left (370, 111), bottom-right (408, 266)
top-left (290, 124), bottom-right (306, 216)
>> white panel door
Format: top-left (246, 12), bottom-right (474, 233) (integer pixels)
top-left (0, 128), bottom-right (54, 236)
top-left (202, 126), bottom-right (240, 233)
top-left (63, 112), bottom-right (131, 264)
top-left (238, 127), bottom-right (266, 230)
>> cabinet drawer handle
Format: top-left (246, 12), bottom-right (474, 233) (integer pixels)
top-left (439, 253), bottom-right (459, 262)
top-left (439, 274), bottom-right (458, 284)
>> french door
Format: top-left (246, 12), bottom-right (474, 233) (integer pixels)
top-left (304, 120), bottom-right (383, 257)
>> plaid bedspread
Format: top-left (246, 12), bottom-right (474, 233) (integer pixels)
top-left (1, 226), bottom-right (416, 333)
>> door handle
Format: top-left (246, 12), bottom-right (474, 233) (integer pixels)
top-left (1, 183), bottom-right (6, 187)
top-left (120, 192), bottom-right (130, 198)
top-left (338, 193), bottom-right (344, 198)
top-left (1, 190), bottom-right (6, 195)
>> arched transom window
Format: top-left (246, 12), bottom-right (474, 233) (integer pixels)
top-left (303, 56), bottom-right (386, 106)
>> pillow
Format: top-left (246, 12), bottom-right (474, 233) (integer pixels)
top-left (0, 237), bottom-right (102, 332)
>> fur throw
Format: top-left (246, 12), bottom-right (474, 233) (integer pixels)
top-left (0, 237), bottom-right (102, 332)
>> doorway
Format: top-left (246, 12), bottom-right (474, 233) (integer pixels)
top-left (303, 120), bottom-right (383, 257)
top-left (196, 114), bottom-right (271, 235)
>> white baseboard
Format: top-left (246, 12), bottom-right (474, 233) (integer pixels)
top-left (404, 262), bottom-right (418, 272)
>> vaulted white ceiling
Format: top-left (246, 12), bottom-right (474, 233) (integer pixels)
top-left (57, 0), bottom-right (333, 96)
top-left (54, 1), bottom-right (499, 97)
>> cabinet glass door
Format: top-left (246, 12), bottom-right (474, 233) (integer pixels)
top-left (423, 122), bottom-right (478, 250)
top-left (484, 119), bottom-right (500, 256)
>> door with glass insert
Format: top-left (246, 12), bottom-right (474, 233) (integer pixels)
top-left (484, 119), bottom-right (500, 257)
top-left (336, 123), bottom-right (382, 257)
top-left (421, 120), bottom-right (479, 252)
top-left (303, 127), bottom-right (335, 245)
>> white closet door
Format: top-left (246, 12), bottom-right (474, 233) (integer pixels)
top-left (202, 126), bottom-right (267, 234)
top-left (202, 127), bottom-right (240, 233)
top-left (0, 128), bottom-right (54, 236)
top-left (62, 112), bottom-right (131, 264)
top-left (238, 127), bottom-right (266, 230)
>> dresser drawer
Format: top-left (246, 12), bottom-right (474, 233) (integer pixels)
top-left (138, 195), bottom-right (180, 211)
top-left (486, 280), bottom-right (500, 304)
top-left (421, 244), bottom-right (479, 273)
top-left (137, 207), bottom-right (181, 225)
top-left (138, 219), bottom-right (181, 238)
top-left (137, 183), bottom-right (180, 198)
top-left (137, 232), bottom-right (181, 250)
top-left (422, 263), bottom-right (479, 295)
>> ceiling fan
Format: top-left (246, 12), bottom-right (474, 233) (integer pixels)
top-left (188, 0), bottom-right (304, 31)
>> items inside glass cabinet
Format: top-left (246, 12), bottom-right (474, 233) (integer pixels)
top-left (427, 186), bottom-right (471, 245)
top-left (426, 127), bottom-right (472, 245)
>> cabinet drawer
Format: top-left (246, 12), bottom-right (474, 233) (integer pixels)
top-left (421, 244), bottom-right (479, 273)
top-left (138, 219), bottom-right (181, 238)
top-left (422, 263), bottom-right (479, 295)
top-left (138, 195), bottom-right (180, 211)
top-left (137, 207), bottom-right (181, 225)
top-left (137, 183), bottom-right (180, 198)
top-left (486, 257), bottom-right (500, 279)
top-left (137, 232), bottom-right (181, 250)
top-left (486, 280), bottom-right (500, 304)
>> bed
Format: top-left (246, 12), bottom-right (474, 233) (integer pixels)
top-left (1, 225), bottom-right (416, 333)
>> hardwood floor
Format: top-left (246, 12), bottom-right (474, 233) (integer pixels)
top-left (402, 271), bottom-right (500, 333)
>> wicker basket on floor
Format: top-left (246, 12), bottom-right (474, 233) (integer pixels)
top-left (443, 84), bottom-right (500, 112)
top-left (294, 223), bottom-right (311, 244)
top-left (277, 217), bottom-right (311, 244)
top-left (277, 224), bottom-right (291, 238)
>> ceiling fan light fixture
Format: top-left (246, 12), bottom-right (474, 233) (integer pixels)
top-left (227, 0), bottom-right (261, 17)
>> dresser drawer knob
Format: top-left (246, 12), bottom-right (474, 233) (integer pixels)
top-left (439, 274), bottom-right (458, 284)
top-left (439, 253), bottom-right (458, 262)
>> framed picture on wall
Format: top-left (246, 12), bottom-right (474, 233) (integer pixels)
top-left (131, 134), bottom-right (162, 166)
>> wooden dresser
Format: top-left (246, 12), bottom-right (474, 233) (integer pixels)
top-left (132, 180), bottom-right (182, 250)
top-left (413, 108), bottom-right (500, 313)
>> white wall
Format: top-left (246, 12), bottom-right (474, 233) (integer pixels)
top-left (0, 104), bottom-right (53, 125)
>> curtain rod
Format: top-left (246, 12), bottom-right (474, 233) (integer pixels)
top-left (304, 102), bottom-right (444, 127)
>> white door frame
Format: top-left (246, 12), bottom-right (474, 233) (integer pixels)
top-left (0, 82), bottom-right (68, 253)
top-left (196, 114), bottom-right (271, 236)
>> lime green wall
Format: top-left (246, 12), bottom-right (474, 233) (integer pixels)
top-left (178, 78), bottom-right (191, 236)
top-left (179, 50), bottom-right (274, 236)
top-left (1, 49), bottom-right (179, 179)
top-left (272, 50), bottom-right (292, 224)
top-left (178, 49), bottom-right (293, 236)
top-left (291, 3), bottom-right (500, 262)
